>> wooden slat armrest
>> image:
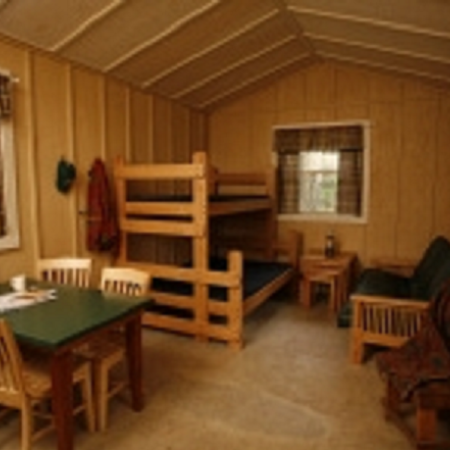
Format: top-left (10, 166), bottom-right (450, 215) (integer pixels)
top-left (349, 293), bottom-right (428, 364)
top-left (350, 294), bottom-right (429, 309)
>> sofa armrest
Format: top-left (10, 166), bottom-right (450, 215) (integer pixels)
top-left (351, 293), bottom-right (428, 309)
top-left (350, 294), bottom-right (428, 363)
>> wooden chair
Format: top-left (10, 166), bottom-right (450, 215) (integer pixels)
top-left (0, 319), bottom-right (95, 450)
top-left (89, 267), bottom-right (150, 431)
top-left (36, 257), bottom-right (92, 288)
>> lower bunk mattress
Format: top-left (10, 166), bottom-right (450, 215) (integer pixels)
top-left (149, 257), bottom-right (293, 315)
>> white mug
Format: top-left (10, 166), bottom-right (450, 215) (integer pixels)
top-left (10, 274), bottom-right (26, 292)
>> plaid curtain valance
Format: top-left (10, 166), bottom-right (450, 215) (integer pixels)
top-left (275, 125), bottom-right (363, 153)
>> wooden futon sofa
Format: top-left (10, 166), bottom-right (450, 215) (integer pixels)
top-left (338, 236), bottom-right (450, 363)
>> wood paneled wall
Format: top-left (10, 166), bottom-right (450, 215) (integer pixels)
top-left (208, 61), bottom-right (450, 266)
top-left (0, 36), bottom-right (206, 282)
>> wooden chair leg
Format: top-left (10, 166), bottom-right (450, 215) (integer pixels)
top-left (95, 362), bottom-right (109, 432)
top-left (80, 373), bottom-right (95, 433)
top-left (21, 404), bottom-right (33, 450)
top-left (95, 353), bottom-right (126, 432)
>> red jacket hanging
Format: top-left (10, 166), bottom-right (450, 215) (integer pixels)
top-left (86, 158), bottom-right (119, 254)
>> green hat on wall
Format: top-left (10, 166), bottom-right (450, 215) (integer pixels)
top-left (56, 157), bottom-right (77, 194)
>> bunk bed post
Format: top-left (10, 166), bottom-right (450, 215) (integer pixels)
top-left (114, 155), bottom-right (127, 264)
top-left (265, 166), bottom-right (277, 260)
top-left (286, 229), bottom-right (300, 271)
top-left (286, 229), bottom-right (301, 297)
top-left (208, 163), bottom-right (219, 195)
top-left (192, 152), bottom-right (210, 342)
top-left (228, 250), bottom-right (244, 349)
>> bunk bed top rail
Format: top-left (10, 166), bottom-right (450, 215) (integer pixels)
top-left (114, 159), bottom-right (205, 181)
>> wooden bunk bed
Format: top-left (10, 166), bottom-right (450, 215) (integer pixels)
top-left (113, 152), bottom-right (299, 348)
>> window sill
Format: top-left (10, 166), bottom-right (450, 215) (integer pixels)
top-left (277, 213), bottom-right (367, 225)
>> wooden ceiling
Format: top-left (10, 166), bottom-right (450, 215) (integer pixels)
top-left (0, 0), bottom-right (449, 111)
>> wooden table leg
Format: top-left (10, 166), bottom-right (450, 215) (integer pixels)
top-left (51, 350), bottom-right (74, 450)
top-left (300, 278), bottom-right (312, 307)
top-left (125, 312), bottom-right (144, 411)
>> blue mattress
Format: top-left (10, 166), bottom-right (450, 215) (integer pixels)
top-left (151, 257), bottom-right (292, 302)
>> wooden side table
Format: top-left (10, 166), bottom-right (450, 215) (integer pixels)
top-left (300, 251), bottom-right (356, 313)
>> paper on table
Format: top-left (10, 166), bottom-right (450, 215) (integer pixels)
top-left (0, 289), bottom-right (57, 312)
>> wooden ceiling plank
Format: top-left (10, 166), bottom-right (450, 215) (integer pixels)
top-left (309, 32), bottom-right (450, 66)
top-left (146, 15), bottom-right (302, 96)
top-left (198, 55), bottom-right (313, 109)
top-left (141, 11), bottom-right (280, 88)
top-left (314, 38), bottom-right (450, 84)
top-left (289, 5), bottom-right (450, 40)
top-left (51, 0), bottom-right (126, 51)
top-left (104, 0), bottom-right (221, 72)
top-left (171, 36), bottom-right (299, 98)
top-left (296, 11), bottom-right (450, 63)
top-left (177, 39), bottom-right (309, 106)
top-left (271, 0), bottom-right (315, 54)
top-left (109, 0), bottom-right (278, 82)
top-left (322, 53), bottom-right (450, 88)
top-left (203, 56), bottom-right (319, 111)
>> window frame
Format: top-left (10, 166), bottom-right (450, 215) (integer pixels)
top-left (273, 120), bottom-right (371, 224)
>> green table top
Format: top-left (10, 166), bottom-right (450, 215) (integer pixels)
top-left (0, 282), bottom-right (151, 349)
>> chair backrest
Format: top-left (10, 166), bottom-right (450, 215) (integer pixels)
top-left (100, 267), bottom-right (150, 297)
top-left (0, 319), bottom-right (26, 409)
top-left (37, 258), bottom-right (92, 288)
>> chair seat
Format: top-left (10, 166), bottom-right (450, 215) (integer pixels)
top-left (78, 333), bottom-right (125, 361)
top-left (23, 356), bottom-right (92, 400)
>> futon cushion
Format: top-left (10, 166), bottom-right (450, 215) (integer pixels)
top-left (410, 236), bottom-right (450, 299)
top-left (354, 268), bottom-right (411, 298)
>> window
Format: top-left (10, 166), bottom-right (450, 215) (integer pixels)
top-left (0, 71), bottom-right (19, 250)
top-left (274, 122), bottom-right (369, 222)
